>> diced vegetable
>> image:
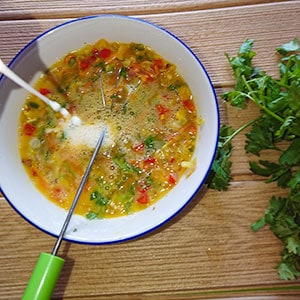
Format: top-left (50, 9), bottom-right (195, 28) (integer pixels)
top-left (168, 173), bottom-right (177, 185)
top-left (133, 143), bottom-right (145, 152)
top-left (39, 88), bottom-right (51, 95)
top-left (183, 99), bottom-right (195, 113)
top-left (99, 48), bottom-right (111, 59)
top-left (156, 104), bottom-right (169, 116)
top-left (136, 192), bottom-right (149, 204)
top-left (19, 38), bottom-right (198, 219)
top-left (80, 58), bottom-right (90, 71)
top-left (23, 123), bottom-right (36, 136)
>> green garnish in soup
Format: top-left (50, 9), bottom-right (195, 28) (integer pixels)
top-left (19, 39), bottom-right (200, 219)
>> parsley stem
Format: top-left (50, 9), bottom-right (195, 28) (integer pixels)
top-left (223, 118), bottom-right (258, 147)
top-left (241, 76), bottom-right (285, 123)
top-left (280, 54), bottom-right (294, 87)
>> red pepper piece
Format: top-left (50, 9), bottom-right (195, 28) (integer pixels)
top-left (156, 104), bottom-right (169, 116)
top-left (137, 181), bottom-right (150, 193)
top-left (39, 88), bottom-right (51, 96)
top-left (136, 192), bottom-right (149, 204)
top-left (99, 48), bottom-right (111, 59)
top-left (183, 99), bottom-right (196, 113)
top-left (92, 48), bottom-right (99, 56)
top-left (146, 76), bottom-right (155, 83)
top-left (133, 143), bottom-right (145, 152)
top-left (189, 125), bottom-right (197, 135)
top-left (23, 123), bottom-right (36, 136)
top-left (168, 173), bottom-right (177, 185)
top-left (80, 59), bottom-right (90, 71)
top-left (152, 59), bottom-right (164, 73)
top-left (144, 157), bottom-right (156, 165)
top-left (68, 104), bottom-right (76, 114)
top-left (153, 59), bottom-right (163, 68)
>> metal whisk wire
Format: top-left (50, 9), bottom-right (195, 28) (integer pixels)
top-left (110, 66), bottom-right (123, 111)
top-left (118, 79), bottom-right (141, 111)
top-left (99, 65), bottom-right (141, 112)
top-left (98, 68), bottom-right (106, 107)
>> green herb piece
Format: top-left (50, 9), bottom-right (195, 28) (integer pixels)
top-left (28, 101), bottom-right (40, 109)
top-left (125, 201), bottom-right (132, 214)
top-left (47, 117), bottom-right (57, 128)
top-left (68, 57), bottom-right (76, 67)
top-left (280, 138), bottom-right (300, 166)
top-left (113, 156), bottom-right (141, 174)
top-left (86, 190), bottom-right (110, 220)
top-left (205, 124), bottom-right (233, 191)
top-left (90, 190), bottom-right (109, 206)
top-left (118, 185), bottom-right (135, 214)
top-left (207, 38), bottom-right (300, 280)
top-left (168, 84), bottom-right (177, 91)
top-left (276, 38), bottom-right (300, 55)
top-left (168, 83), bottom-right (181, 91)
top-left (137, 55), bottom-right (144, 61)
top-left (245, 116), bottom-right (279, 155)
top-left (120, 66), bottom-right (127, 78)
top-left (249, 160), bottom-right (291, 187)
top-left (133, 43), bottom-right (145, 51)
top-left (206, 119), bottom-right (256, 190)
top-left (144, 135), bottom-right (164, 151)
top-left (62, 160), bottom-right (76, 178)
top-left (86, 211), bottom-right (98, 220)
top-left (60, 131), bottom-right (67, 141)
top-left (95, 61), bottom-right (105, 69)
top-left (144, 136), bottom-right (155, 149)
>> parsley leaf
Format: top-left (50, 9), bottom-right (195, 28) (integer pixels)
top-left (245, 116), bottom-right (279, 155)
top-left (206, 119), bottom-right (256, 190)
top-left (207, 38), bottom-right (300, 280)
top-left (279, 138), bottom-right (300, 166)
top-left (276, 38), bottom-right (300, 55)
top-left (205, 124), bottom-right (233, 190)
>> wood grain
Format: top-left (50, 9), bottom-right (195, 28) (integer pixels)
top-left (0, 181), bottom-right (298, 299)
top-left (1, 1), bottom-right (300, 299)
top-left (0, 0), bottom-right (289, 20)
top-left (0, 2), bottom-right (299, 86)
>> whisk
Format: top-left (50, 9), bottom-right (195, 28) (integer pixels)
top-left (98, 65), bottom-right (141, 111)
top-left (22, 129), bottom-right (106, 300)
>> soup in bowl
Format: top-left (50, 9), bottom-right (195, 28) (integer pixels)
top-left (0, 15), bottom-right (219, 244)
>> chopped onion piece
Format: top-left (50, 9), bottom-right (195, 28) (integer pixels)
top-left (29, 137), bottom-right (41, 149)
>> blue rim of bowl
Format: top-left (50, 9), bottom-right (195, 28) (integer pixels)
top-left (0, 14), bottom-right (220, 245)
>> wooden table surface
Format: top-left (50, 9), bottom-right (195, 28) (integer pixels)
top-left (1, 1), bottom-right (300, 299)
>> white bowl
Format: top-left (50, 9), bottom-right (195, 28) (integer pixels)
top-left (0, 15), bottom-right (219, 244)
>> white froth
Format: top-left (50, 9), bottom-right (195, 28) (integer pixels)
top-left (65, 122), bottom-right (111, 149)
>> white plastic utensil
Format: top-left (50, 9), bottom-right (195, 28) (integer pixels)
top-left (0, 58), bottom-right (81, 125)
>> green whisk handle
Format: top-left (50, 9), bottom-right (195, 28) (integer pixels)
top-left (22, 252), bottom-right (65, 300)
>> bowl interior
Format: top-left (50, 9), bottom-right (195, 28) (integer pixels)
top-left (0, 15), bottom-right (219, 244)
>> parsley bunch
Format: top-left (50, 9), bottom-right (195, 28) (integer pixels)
top-left (206, 38), bottom-right (300, 280)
